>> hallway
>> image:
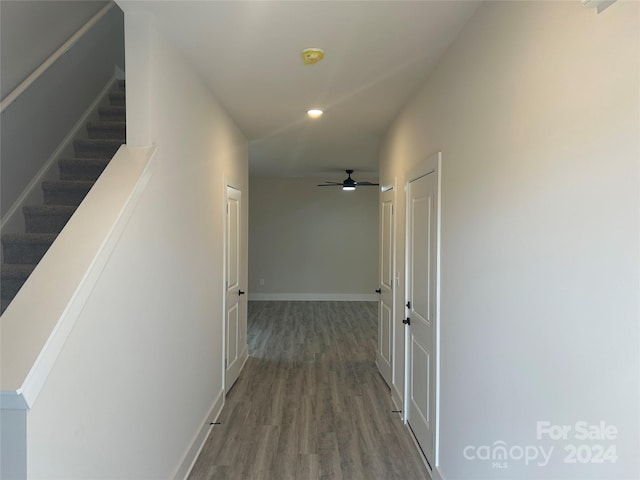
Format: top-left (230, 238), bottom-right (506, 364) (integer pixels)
top-left (188, 301), bottom-right (430, 480)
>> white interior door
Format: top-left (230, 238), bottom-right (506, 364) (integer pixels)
top-left (225, 186), bottom-right (244, 392)
top-left (376, 188), bottom-right (394, 386)
top-left (406, 170), bottom-right (438, 469)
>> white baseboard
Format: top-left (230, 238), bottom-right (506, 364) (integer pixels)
top-left (391, 385), bottom-right (403, 416)
top-left (175, 346), bottom-right (247, 480)
top-left (238, 345), bottom-right (249, 373)
top-left (404, 421), bottom-right (444, 480)
top-left (174, 387), bottom-right (225, 480)
top-left (248, 293), bottom-right (378, 302)
top-left (433, 467), bottom-right (446, 480)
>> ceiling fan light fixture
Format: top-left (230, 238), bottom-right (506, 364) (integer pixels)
top-left (316, 169), bottom-right (379, 190)
top-left (307, 108), bottom-right (323, 118)
top-left (342, 172), bottom-right (356, 190)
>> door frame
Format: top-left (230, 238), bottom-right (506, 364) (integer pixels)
top-left (403, 151), bottom-right (442, 467)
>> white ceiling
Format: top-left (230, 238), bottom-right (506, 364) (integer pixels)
top-left (118, 1), bottom-right (480, 179)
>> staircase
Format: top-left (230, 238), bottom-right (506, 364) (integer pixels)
top-left (0, 80), bottom-right (126, 315)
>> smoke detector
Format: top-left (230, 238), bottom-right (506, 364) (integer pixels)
top-left (301, 48), bottom-right (325, 65)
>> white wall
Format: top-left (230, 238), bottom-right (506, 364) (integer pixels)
top-left (380, 2), bottom-right (639, 479)
top-left (24, 14), bottom-right (248, 479)
top-left (249, 176), bottom-right (378, 300)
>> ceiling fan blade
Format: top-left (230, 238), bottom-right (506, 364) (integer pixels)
top-left (318, 170), bottom-right (379, 188)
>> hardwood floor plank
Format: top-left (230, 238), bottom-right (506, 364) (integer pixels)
top-left (296, 395), bottom-right (318, 454)
top-left (296, 454), bottom-right (319, 480)
top-left (249, 425), bottom-right (280, 478)
top-left (188, 301), bottom-right (430, 480)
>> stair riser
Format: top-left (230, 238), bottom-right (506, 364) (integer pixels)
top-left (73, 141), bottom-right (121, 159)
top-left (2, 242), bottom-right (53, 264)
top-left (1, 277), bottom-right (27, 298)
top-left (99, 110), bottom-right (126, 122)
top-left (87, 128), bottom-right (126, 141)
top-left (59, 163), bottom-right (108, 182)
top-left (109, 93), bottom-right (125, 106)
top-left (25, 212), bottom-right (73, 233)
top-left (43, 186), bottom-right (91, 206)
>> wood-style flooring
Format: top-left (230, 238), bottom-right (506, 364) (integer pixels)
top-left (188, 301), bottom-right (430, 480)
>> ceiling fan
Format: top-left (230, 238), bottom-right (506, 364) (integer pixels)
top-left (317, 169), bottom-right (379, 191)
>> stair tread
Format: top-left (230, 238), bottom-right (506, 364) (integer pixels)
top-left (108, 91), bottom-right (125, 106)
top-left (42, 181), bottom-right (94, 206)
top-left (23, 205), bottom-right (77, 214)
top-left (0, 264), bottom-right (36, 277)
top-left (23, 205), bottom-right (76, 233)
top-left (74, 138), bottom-right (124, 146)
top-left (99, 105), bottom-right (125, 112)
top-left (98, 106), bottom-right (126, 121)
top-left (1, 232), bottom-right (58, 244)
top-left (42, 180), bottom-right (95, 188)
top-left (87, 121), bottom-right (126, 128)
top-left (58, 157), bottom-right (110, 182)
top-left (73, 139), bottom-right (122, 159)
top-left (59, 157), bottom-right (111, 164)
top-left (86, 121), bottom-right (126, 140)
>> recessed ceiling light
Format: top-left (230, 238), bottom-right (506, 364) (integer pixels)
top-left (307, 108), bottom-right (323, 119)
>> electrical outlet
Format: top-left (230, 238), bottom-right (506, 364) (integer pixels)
top-left (259, 278), bottom-right (265, 286)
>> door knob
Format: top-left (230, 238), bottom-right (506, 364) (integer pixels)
top-left (375, 288), bottom-right (382, 294)
top-left (238, 290), bottom-right (245, 296)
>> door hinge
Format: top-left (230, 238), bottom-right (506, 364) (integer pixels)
top-left (225, 358), bottom-right (228, 369)
top-left (406, 300), bottom-right (411, 309)
top-left (403, 317), bottom-right (411, 326)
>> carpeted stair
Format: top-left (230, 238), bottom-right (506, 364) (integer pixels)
top-left (0, 80), bottom-right (126, 314)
